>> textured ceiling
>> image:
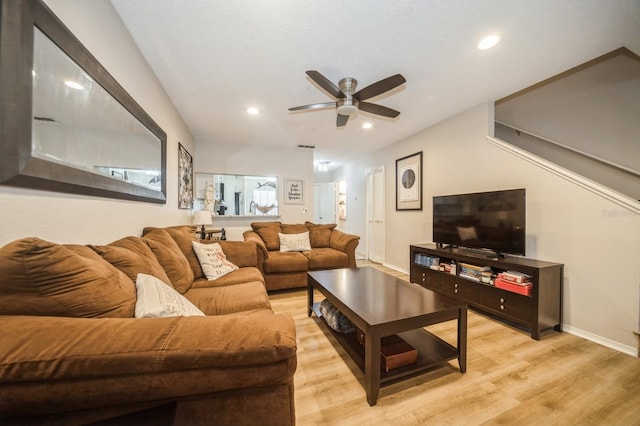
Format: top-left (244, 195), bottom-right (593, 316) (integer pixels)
top-left (111, 0), bottom-right (640, 171)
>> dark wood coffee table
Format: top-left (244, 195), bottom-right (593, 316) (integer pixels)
top-left (308, 267), bottom-right (467, 406)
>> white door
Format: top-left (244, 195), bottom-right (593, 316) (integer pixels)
top-left (367, 166), bottom-right (385, 263)
top-left (313, 182), bottom-right (336, 224)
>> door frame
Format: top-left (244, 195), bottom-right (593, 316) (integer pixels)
top-left (366, 165), bottom-right (385, 263)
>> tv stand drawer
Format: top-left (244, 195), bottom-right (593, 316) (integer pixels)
top-left (478, 287), bottom-right (531, 322)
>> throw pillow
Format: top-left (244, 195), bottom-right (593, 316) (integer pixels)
top-left (191, 241), bottom-right (239, 280)
top-left (305, 222), bottom-right (337, 248)
top-left (279, 232), bottom-right (311, 252)
top-left (135, 273), bottom-right (205, 318)
top-left (251, 221), bottom-right (282, 251)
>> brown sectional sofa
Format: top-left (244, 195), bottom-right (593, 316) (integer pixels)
top-left (243, 222), bottom-right (360, 291)
top-left (0, 226), bottom-right (297, 425)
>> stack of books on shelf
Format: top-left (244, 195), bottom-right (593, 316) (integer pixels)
top-left (414, 254), bottom-right (440, 269)
top-left (458, 263), bottom-right (491, 282)
top-left (495, 271), bottom-right (532, 296)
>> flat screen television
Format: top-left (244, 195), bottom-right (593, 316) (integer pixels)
top-left (432, 188), bottom-right (526, 257)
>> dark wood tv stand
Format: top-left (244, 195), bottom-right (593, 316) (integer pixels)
top-left (410, 243), bottom-right (563, 340)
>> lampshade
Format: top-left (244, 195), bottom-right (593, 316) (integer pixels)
top-left (193, 210), bottom-right (213, 226)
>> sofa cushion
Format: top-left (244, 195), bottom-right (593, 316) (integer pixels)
top-left (217, 240), bottom-right (259, 268)
top-left (263, 251), bottom-right (309, 274)
top-left (135, 273), bottom-right (205, 318)
top-left (305, 222), bottom-right (337, 248)
top-left (90, 236), bottom-right (172, 286)
top-left (280, 223), bottom-right (308, 234)
top-left (279, 232), bottom-right (311, 252)
top-left (191, 267), bottom-right (264, 289)
top-left (143, 229), bottom-right (194, 294)
top-left (144, 225), bottom-right (204, 280)
top-left (184, 281), bottom-right (272, 315)
top-left (251, 222), bottom-right (282, 251)
top-left (0, 238), bottom-right (135, 318)
top-left (303, 247), bottom-right (348, 270)
top-left (192, 241), bottom-right (239, 280)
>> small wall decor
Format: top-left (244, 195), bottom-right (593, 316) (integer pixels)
top-left (396, 151), bottom-right (422, 210)
top-left (178, 143), bottom-right (193, 209)
top-left (284, 178), bottom-right (304, 204)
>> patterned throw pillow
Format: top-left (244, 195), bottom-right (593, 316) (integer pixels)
top-left (134, 273), bottom-right (204, 318)
top-left (191, 241), bottom-right (239, 280)
top-left (279, 232), bottom-right (311, 252)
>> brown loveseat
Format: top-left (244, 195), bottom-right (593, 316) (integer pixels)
top-left (0, 226), bottom-right (297, 425)
top-left (243, 222), bottom-right (360, 291)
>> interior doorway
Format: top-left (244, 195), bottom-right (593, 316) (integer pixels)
top-left (313, 182), bottom-right (336, 224)
top-left (366, 166), bottom-right (385, 264)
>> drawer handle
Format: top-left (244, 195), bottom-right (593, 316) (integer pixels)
top-left (500, 305), bottom-right (505, 310)
top-left (500, 298), bottom-right (505, 303)
top-left (454, 283), bottom-right (459, 288)
top-left (454, 289), bottom-right (458, 294)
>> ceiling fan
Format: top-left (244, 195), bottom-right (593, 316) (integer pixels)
top-left (289, 70), bottom-right (406, 127)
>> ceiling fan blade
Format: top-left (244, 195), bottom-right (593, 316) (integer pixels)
top-left (336, 113), bottom-right (349, 127)
top-left (306, 70), bottom-right (345, 99)
top-left (288, 102), bottom-right (336, 112)
top-left (353, 74), bottom-right (406, 101)
top-left (359, 102), bottom-right (400, 118)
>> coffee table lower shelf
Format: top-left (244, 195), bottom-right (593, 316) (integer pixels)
top-left (311, 303), bottom-right (459, 383)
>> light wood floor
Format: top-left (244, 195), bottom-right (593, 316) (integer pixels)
top-left (269, 261), bottom-right (640, 426)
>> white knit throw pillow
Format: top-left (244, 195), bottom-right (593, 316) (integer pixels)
top-left (279, 232), bottom-right (311, 252)
top-left (134, 273), bottom-right (205, 317)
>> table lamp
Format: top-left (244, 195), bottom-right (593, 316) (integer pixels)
top-left (193, 210), bottom-right (213, 239)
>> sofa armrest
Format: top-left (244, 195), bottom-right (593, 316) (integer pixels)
top-left (243, 230), bottom-right (269, 260)
top-left (330, 230), bottom-right (360, 268)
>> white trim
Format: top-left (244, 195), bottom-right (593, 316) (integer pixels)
top-left (486, 136), bottom-right (640, 215)
top-left (382, 262), bottom-right (408, 275)
top-left (494, 121), bottom-right (640, 177)
top-left (563, 324), bottom-right (638, 358)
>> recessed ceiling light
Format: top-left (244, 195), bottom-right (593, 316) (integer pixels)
top-left (362, 122), bottom-right (373, 129)
top-left (318, 161), bottom-right (330, 172)
top-left (64, 80), bottom-right (84, 90)
top-left (247, 107), bottom-right (259, 115)
top-left (477, 35), bottom-right (500, 50)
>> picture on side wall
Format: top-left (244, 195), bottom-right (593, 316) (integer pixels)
top-left (396, 151), bottom-right (422, 211)
top-left (284, 178), bottom-right (304, 204)
top-left (178, 143), bottom-right (193, 209)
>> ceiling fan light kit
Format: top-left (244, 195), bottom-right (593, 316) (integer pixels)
top-left (289, 70), bottom-right (406, 127)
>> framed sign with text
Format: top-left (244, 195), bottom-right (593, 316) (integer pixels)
top-left (284, 178), bottom-right (304, 204)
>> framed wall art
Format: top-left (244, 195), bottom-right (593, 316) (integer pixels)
top-left (284, 178), bottom-right (304, 204)
top-left (396, 151), bottom-right (422, 211)
top-left (178, 143), bottom-right (193, 209)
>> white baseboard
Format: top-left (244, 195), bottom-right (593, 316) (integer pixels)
top-left (562, 324), bottom-right (638, 358)
top-left (382, 262), bottom-right (408, 275)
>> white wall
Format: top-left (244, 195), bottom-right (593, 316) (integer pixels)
top-left (338, 103), bottom-right (640, 355)
top-left (0, 0), bottom-right (194, 246)
top-left (193, 141), bottom-right (314, 240)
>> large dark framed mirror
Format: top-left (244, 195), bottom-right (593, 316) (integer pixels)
top-left (0, 0), bottom-right (167, 203)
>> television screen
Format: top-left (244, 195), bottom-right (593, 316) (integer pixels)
top-left (432, 189), bottom-right (526, 256)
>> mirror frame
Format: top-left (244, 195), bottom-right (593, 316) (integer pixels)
top-left (0, 0), bottom-right (167, 203)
